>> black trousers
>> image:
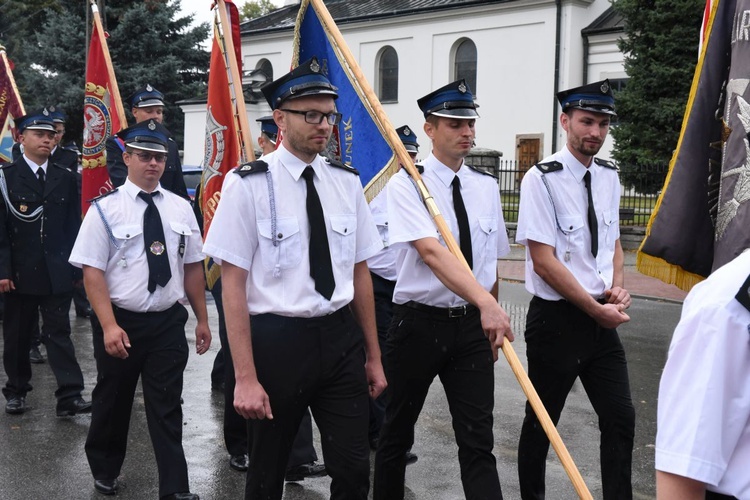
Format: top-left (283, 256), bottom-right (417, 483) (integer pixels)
top-left (85, 303), bottom-right (190, 498)
top-left (373, 304), bottom-right (502, 500)
top-left (211, 281), bottom-right (317, 466)
top-left (2, 292), bottom-right (84, 404)
top-left (244, 308), bottom-right (370, 500)
top-left (368, 272), bottom-right (396, 443)
top-left (518, 296), bottom-right (635, 500)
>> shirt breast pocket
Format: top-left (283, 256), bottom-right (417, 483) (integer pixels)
top-left (8, 191), bottom-right (40, 213)
top-left (111, 223), bottom-right (144, 262)
top-left (257, 217), bottom-right (302, 271)
top-left (558, 214), bottom-right (585, 252)
top-left (477, 216), bottom-right (498, 263)
top-left (373, 212), bottom-right (389, 247)
top-left (602, 209), bottom-right (618, 247)
top-left (329, 214), bottom-right (357, 268)
top-left (168, 221), bottom-right (193, 258)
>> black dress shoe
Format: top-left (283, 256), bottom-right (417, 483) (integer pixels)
top-left (405, 450), bottom-right (418, 466)
top-left (161, 493), bottom-right (199, 500)
top-left (94, 478), bottom-right (119, 495)
top-left (57, 397), bottom-right (92, 417)
top-left (229, 453), bottom-right (248, 472)
top-left (285, 461), bottom-right (327, 482)
top-left (29, 346), bottom-right (45, 364)
top-left (5, 396), bottom-right (26, 415)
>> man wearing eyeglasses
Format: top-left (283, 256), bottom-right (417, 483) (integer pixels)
top-left (70, 118), bottom-right (210, 499)
top-left (105, 84), bottom-right (189, 200)
top-left (0, 109), bottom-right (90, 417)
top-left (204, 57), bottom-right (386, 500)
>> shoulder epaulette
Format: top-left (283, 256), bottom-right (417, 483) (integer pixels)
top-left (535, 161), bottom-right (563, 173)
top-left (735, 273), bottom-right (750, 313)
top-left (594, 157), bottom-right (617, 170)
top-left (325, 156), bottom-right (359, 175)
top-left (399, 163), bottom-right (424, 174)
top-left (234, 160), bottom-right (269, 177)
top-left (88, 187), bottom-right (118, 203)
top-left (0, 162), bottom-right (11, 169)
top-left (467, 164), bottom-right (498, 179)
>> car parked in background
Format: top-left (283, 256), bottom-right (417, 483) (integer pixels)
top-left (182, 165), bottom-right (202, 202)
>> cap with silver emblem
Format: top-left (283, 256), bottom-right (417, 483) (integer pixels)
top-left (417, 79), bottom-right (479, 119)
top-left (556, 79), bottom-right (616, 116)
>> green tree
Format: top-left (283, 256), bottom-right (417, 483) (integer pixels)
top-left (612, 0), bottom-right (705, 193)
top-left (240, 0), bottom-right (277, 21)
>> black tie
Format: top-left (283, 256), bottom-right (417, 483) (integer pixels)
top-left (452, 176), bottom-right (473, 269)
top-left (36, 167), bottom-right (45, 191)
top-left (583, 170), bottom-right (598, 258)
top-left (138, 191), bottom-right (172, 293)
top-left (302, 167), bottom-right (335, 300)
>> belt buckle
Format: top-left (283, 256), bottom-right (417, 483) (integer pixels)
top-left (448, 305), bottom-right (466, 318)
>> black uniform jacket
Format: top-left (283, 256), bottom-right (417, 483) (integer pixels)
top-left (105, 135), bottom-right (189, 200)
top-left (0, 158), bottom-right (81, 295)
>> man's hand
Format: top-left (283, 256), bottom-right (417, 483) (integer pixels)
top-left (103, 324), bottom-right (131, 359)
top-left (365, 356), bottom-right (387, 399)
top-left (194, 322), bottom-right (211, 355)
top-left (234, 379), bottom-right (273, 420)
top-left (0, 279), bottom-right (15, 294)
top-left (605, 286), bottom-right (631, 309)
top-left (594, 302), bottom-right (630, 329)
top-left (478, 299), bottom-right (514, 361)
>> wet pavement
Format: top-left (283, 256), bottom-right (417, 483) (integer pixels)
top-left (0, 272), bottom-right (683, 499)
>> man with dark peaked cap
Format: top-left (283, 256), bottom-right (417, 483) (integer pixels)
top-left (373, 80), bottom-right (513, 500)
top-left (105, 84), bottom-right (189, 200)
top-left (207, 110), bottom-right (327, 478)
top-left (256, 115), bottom-right (278, 155)
top-left (0, 108), bottom-right (91, 417)
top-left (204, 57), bottom-right (386, 500)
top-left (516, 79), bottom-right (634, 499)
top-left (367, 124), bottom-right (419, 467)
top-left (70, 118), bottom-right (210, 499)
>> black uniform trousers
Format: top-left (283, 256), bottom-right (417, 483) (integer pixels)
top-left (373, 304), bottom-right (502, 500)
top-left (85, 303), bottom-right (190, 498)
top-left (368, 272), bottom-right (396, 443)
top-left (518, 296), bottom-right (635, 500)
top-left (244, 308), bottom-right (369, 500)
top-left (2, 292), bottom-right (83, 403)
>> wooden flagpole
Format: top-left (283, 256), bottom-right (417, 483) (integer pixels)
top-left (89, 0), bottom-right (127, 128)
top-left (307, 0), bottom-right (593, 497)
top-left (216, 0), bottom-right (254, 163)
top-left (0, 46), bottom-right (26, 116)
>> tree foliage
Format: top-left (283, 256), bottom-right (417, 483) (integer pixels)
top-left (612, 0), bottom-right (705, 193)
top-left (2, 0), bottom-right (209, 148)
top-left (239, 0), bottom-right (277, 21)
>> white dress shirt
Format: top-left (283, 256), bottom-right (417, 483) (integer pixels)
top-left (69, 179), bottom-right (203, 312)
top-left (202, 144), bottom-right (382, 318)
top-left (387, 153), bottom-right (510, 307)
top-left (366, 189), bottom-right (398, 281)
top-left (655, 250), bottom-right (750, 499)
top-left (516, 145), bottom-right (621, 300)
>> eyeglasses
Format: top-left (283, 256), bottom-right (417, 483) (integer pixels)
top-left (280, 109), bottom-right (342, 125)
top-left (134, 152), bottom-right (167, 163)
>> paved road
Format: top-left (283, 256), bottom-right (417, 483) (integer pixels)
top-left (0, 282), bottom-right (682, 499)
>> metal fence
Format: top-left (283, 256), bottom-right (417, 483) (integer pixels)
top-left (494, 160), bottom-right (668, 226)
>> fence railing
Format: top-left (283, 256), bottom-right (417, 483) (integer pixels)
top-left (493, 160), bottom-right (668, 226)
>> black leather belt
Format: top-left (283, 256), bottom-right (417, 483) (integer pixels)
top-left (402, 301), bottom-right (477, 318)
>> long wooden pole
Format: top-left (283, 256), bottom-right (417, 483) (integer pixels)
top-left (0, 46), bottom-right (26, 116)
top-left (308, 0), bottom-right (593, 497)
top-left (216, 0), bottom-right (254, 163)
top-left (89, 0), bottom-right (127, 128)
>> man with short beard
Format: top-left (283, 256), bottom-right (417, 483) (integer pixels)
top-left (516, 80), bottom-right (635, 499)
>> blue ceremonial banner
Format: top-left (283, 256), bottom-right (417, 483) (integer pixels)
top-left (293, 0), bottom-right (399, 200)
top-left (0, 116), bottom-right (13, 164)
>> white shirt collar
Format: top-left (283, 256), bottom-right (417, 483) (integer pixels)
top-left (22, 154), bottom-right (48, 174)
top-left (276, 143), bottom-right (321, 181)
top-left (122, 178), bottom-right (164, 200)
top-left (425, 153), bottom-right (466, 188)
top-left (562, 145), bottom-right (591, 183)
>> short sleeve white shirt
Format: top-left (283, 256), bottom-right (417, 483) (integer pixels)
top-left (202, 144), bottom-right (382, 317)
top-left (516, 145), bottom-right (621, 300)
top-left (655, 250), bottom-right (750, 499)
top-left (387, 153), bottom-right (510, 307)
top-left (69, 179), bottom-right (203, 312)
top-left (366, 189), bottom-right (398, 281)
